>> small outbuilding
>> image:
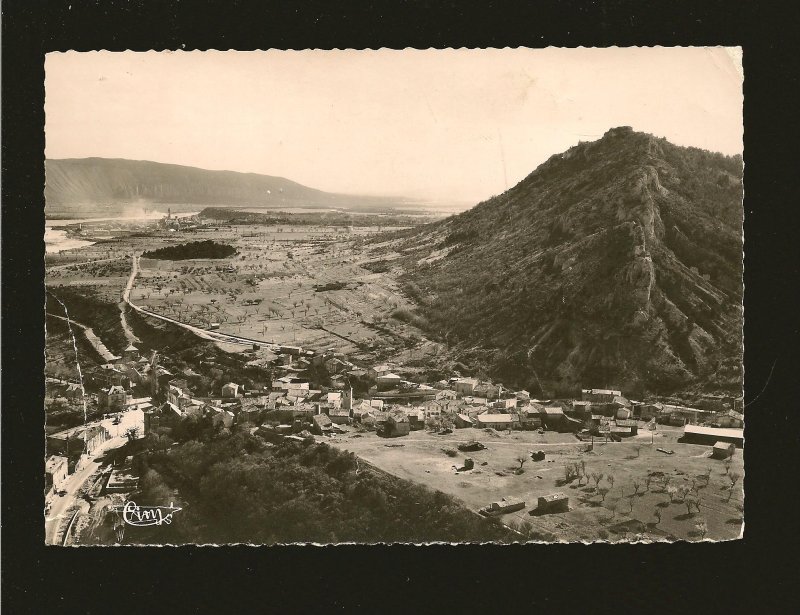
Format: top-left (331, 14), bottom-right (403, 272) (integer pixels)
top-left (455, 413), bottom-right (475, 428)
top-left (311, 413), bottom-right (333, 435)
top-left (222, 382), bottom-right (240, 398)
top-left (536, 493), bottom-right (569, 514)
top-left (615, 418), bottom-right (639, 435)
top-left (383, 414), bottom-right (410, 438)
top-left (479, 496), bottom-right (526, 516)
top-left (122, 344), bottom-right (140, 361)
top-left (712, 441), bottom-right (736, 460)
top-left (375, 373), bottom-right (403, 391)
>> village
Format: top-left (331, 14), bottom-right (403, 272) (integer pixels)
top-left (45, 328), bottom-right (745, 543)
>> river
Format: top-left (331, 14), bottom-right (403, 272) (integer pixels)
top-left (44, 227), bottom-right (96, 254)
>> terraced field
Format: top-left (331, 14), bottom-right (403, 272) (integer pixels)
top-left (129, 224), bottom-right (426, 355)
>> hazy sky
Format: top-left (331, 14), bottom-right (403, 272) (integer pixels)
top-left (45, 48), bottom-right (743, 204)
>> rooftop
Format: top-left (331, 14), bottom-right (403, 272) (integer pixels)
top-left (684, 425), bottom-right (744, 439)
top-left (45, 455), bottom-right (68, 471)
top-left (477, 413), bottom-right (514, 423)
top-left (584, 389), bottom-right (622, 396)
top-left (539, 493), bottom-right (568, 502)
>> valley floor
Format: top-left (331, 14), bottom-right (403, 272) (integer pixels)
top-left (328, 427), bottom-right (744, 542)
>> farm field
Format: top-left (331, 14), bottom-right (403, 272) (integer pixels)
top-left (128, 223), bottom-right (428, 355)
top-left (328, 427), bottom-right (744, 542)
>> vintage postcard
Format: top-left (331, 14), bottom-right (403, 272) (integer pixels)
top-left (44, 48), bottom-right (743, 545)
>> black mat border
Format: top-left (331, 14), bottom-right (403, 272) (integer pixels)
top-left (3, 1), bottom-right (799, 612)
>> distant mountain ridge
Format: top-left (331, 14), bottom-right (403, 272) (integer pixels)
top-left (389, 127), bottom-right (743, 396)
top-left (45, 158), bottom-right (405, 216)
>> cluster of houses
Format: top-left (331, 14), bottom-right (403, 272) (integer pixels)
top-left (44, 344), bottom-right (161, 499)
top-left (45, 422), bottom-right (112, 498)
top-left (47, 343), bottom-right (167, 415)
top-left (46, 342), bottom-right (745, 498)
top-left (159, 210), bottom-right (201, 232)
top-left (140, 358), bottom-right (745, 447)
top-left (46, 377), bottom-right (84, 401)
top-left (87, 344), bottom-right (172, 404)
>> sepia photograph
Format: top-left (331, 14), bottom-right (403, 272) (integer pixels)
top-left (42, 47), bottom-right (744, 545)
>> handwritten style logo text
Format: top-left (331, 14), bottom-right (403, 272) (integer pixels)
top-left (115, 501), bottom-right (182, 527)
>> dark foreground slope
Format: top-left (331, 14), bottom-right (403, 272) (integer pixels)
top-left (394, 127), bottom-right (743, 396)
top-left (122, 434), bottom-right (517, 545)
top-left (45, 158), bottom-right (405, 216)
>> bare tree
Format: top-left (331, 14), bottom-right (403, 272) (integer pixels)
top-left (632, 479), bottom-right (642, 496)
top-left (607, 474), bottom-right (615, 491)
top-left (727, 472), bottom-right (742, 502)
top-left (598, 487), bottom-right (610, 502)
top-left (685, 495), bottom-right (698, 516)
top-left (591, 472), bottom-right (604, 489)
top-left (516, 456), bottom-right (527, 472)
top-left (695, 519), bottom-right (708, 540)
top-left (575, 463), bottom-right (585, 486)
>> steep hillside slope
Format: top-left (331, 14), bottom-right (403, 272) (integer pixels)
top-left (45, 158), bottom-right (404, 216)
top-left (389, 127), bottom-right (743, 396)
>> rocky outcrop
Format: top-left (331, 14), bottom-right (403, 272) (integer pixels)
top-left (393, 127), bottom-right (743, 396)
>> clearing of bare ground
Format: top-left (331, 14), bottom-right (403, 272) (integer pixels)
top-left (328, 427), bottom-right (743, 542)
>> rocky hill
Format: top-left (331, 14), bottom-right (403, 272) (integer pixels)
top-left (45, 158), bottom-right (405, 217)
top-left (382, 127), bottom-right (743, 397)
